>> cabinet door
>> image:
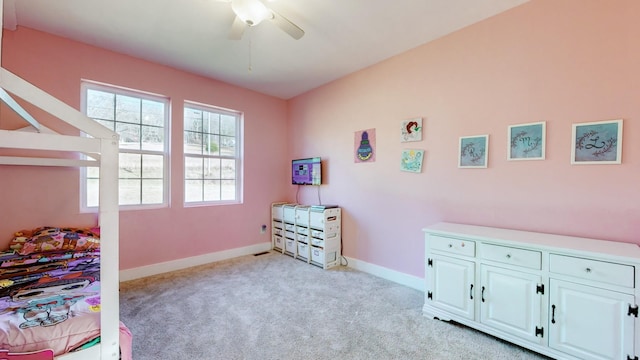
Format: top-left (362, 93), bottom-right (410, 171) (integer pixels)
top-left (549, 279), bottom-right (635, 360)
top-left (427, 255), bottom-right (475, 320)
top-left (480, 265), bottom-right (543, 344)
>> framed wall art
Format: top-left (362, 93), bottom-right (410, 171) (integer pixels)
top-left (508, 121), bottom-right (546, 161)
top-left (571, 119), bottom-right (623, 165)
top-left (354, 128), bottom-right (376, 163)
top-left (400, 118), bottom-right (422, 142)
top-left (400, 149), bottom-right (424, 173)
top-left (459, 135), bottom-right (488, 168)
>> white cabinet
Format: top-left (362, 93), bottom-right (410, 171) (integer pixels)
top-left (548, 254), bottom-right (637, 360)
top-left (428, 254), bottom-right (475, 320)
top-left (549, 279), bottom-right (634, 360)
top-left (272, 203), bottom-right (341, 269)
top-left (423, 222), bottom-right (640, 360)
top-left (480, 264), bottom-right (543, 344)
top-left (425, 235), bottom-right (476, 320)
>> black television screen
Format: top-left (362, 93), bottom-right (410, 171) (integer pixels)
top-left (292, 157), bottom-right (321, 185)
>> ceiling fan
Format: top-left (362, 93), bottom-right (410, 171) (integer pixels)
top-left (222, 0), bottom-right (304, 40)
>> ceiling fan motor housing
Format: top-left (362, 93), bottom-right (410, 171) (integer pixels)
top-left (232, 0), bottom-right (272, 26)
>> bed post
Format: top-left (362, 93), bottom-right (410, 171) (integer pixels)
top-left (99, 135), bottom-right (120, 360)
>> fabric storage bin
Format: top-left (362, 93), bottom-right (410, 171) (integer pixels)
top-left (295, 206), bottom-right (310, 226)
top-left (297, 243), bottom-right (309, 260)
top-left (297, 234), bottom-right (308, 244)
top-left (273, 235), bottom-right (284, 250)
top-left (285, 238), bottom-right (297, 255)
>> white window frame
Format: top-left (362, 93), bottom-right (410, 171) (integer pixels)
top-left (183, 101), bottom-right (243, 206)
top-left (80, 81), bottom-right (170, 211)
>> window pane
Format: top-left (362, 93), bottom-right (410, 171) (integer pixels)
top-left (204, 180), bottom-right (221, 201)
top-left (184, 131), bottom-right (202, 154)
top-left (204, 134), bottom-right (220, 156)
top-left (142, 179), bottom-right (163, 204)
top-left (141, 125), bottom-right (164, 151)
top-left (142, 99), bottom-right (164, 126)
top-left (220, 135), bottom-right (235, 156)
top-left (120, 153), bottom-right (141, 179)
top-left (184, 109), bottom-right (203, 132)
top-left (116, 95), bottom-right (141, 124)
top-left (87, 90), bottom-right (115, 120)
top-left (185, 157), bottom-right (203, 179)
top-left (221, 180), bottom-right (236, 200)
top-left (204, 158), bottom-right (221, 180)
top-left (142, 154), bottom-right (164, 178)
top-left (220, 115), bottom-right (236, 136)
top-left (185, 180), bottom-right (203, 202)
top-left (117, 123), bottom-right (141, 150)
top-left (221, 159), bottom-right (235, 179)
top-left (203, 112), bottom-right (220, 134)
top-left (120, 179), bottom-right (141, 205)
top-left (87, 178), bottom-right (99, 207)
top-left (87, 166), bottom-right (99, 178)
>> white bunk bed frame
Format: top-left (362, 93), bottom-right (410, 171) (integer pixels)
top-left (0, 2), bottom-right (120, 358)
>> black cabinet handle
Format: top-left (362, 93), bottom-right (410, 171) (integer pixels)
top-left (551, 304), bottom-right (556, 324)
top-left (481, 286), bottom-right (485, 302)
top-left (470, 284), bottom-right (474, 300)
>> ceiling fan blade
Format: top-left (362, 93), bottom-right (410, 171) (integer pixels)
top-left (229, 15), bottom-right (246, 40)
top-left (269, 9), bottom-right (304, 40)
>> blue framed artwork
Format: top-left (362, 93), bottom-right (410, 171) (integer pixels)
top-left (571, 119), bottom-right (623, 165)
top-left (508, 121), bottom-right (546, 161)
top-left (459, 135), bottom-right (488, 168)
top-left (400, 149), bottom-right (424, 173)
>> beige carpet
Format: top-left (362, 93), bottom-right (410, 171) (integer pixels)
top-left (119, 251), bottom-right (550, 360)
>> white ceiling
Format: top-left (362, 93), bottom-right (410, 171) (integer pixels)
top-left (2, 0), bottom-right (529, 99)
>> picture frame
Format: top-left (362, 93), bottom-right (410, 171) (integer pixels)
top-left (354, 128), bottom-right (376, 163)
top-left (459, 135), bottom-right (488, 168)
top-left (571, 119), bottom-right (623, 165)
top-left (508, 121), bottom-right (546, 161)
top-left (400, 149), bottom-right (424, 173)
top-left (400, 118), bottom-right (422, 142)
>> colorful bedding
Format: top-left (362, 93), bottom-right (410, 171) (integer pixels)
top-left (0, 227), bottom-right (131, 358)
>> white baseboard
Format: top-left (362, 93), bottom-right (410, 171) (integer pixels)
top-left (345, 256), bottom-right (424, 292)
top-left (119, 242), bottom-right (272, 282)
top-left (118, 244), bottom-right (424, 292)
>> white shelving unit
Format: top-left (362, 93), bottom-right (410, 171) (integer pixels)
top-left (271, 203), bottom-right (341, 269)
top-left (423, 222), bottom-right (640, 360)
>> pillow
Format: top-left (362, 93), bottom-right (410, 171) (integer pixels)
top-left (9, 227), bottom-right (100, 255)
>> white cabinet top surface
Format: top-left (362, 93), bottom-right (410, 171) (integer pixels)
top-left (423, 222), bottom-right (640, 262)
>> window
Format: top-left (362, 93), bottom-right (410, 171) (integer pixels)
top-left (183, 103), bottom-right (242, 204)
top-left (82, 82), bottom-right (169, 208)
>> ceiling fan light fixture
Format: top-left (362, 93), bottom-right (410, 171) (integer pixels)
top-left (231, 0), bottom-right (272, 26)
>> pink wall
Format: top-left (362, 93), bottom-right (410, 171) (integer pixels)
top-left (288, 0), bottom-right (640, 277)
top-left (1, 0), bottom-right (638, 279)
top-left (0, 27), bottom-right (290, 270)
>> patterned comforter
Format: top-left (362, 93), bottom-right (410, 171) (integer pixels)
top-left (0, 248), bottom-right (103, 355)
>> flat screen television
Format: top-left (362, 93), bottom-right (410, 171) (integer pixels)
top-left (292, 157), bottom-right (322, 185)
